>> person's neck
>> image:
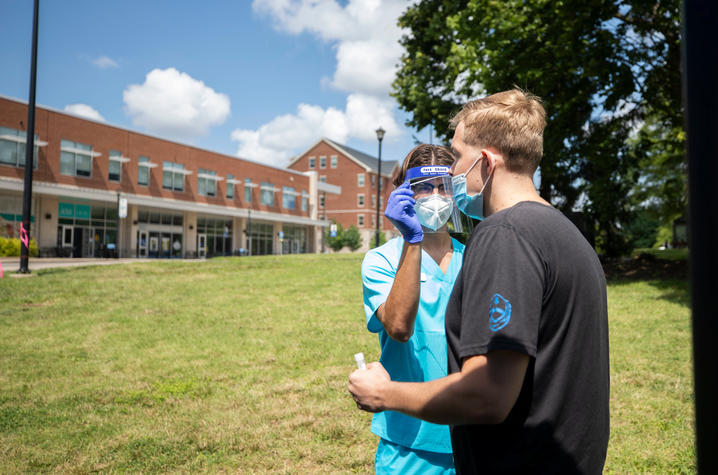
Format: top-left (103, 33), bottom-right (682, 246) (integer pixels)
top-left (421, 230), bottom-right (452, 253)
top-left (485, 172), bottom-right (551, 216)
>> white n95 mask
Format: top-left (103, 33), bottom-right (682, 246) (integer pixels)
top-left (415, 194), bottom-right (454, 231)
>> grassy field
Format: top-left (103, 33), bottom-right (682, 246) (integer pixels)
top-left (0, 254), bottom-right (694, 473)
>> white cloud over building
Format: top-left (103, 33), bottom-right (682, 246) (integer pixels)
top-left (234, 0), bottom-right (407, 165)
top-left (64, 104), bottom-right (106, 122)
top-left (123, 68), bottom-right (231, 142)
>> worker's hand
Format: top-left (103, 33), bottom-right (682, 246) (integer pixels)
top-left (348, 362), bottom-right (391, 413)
top-left (385, 182), bottom-right (423, 244)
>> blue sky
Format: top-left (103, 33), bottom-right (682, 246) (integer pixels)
top-left (0, 0), bottom-right (431, 167)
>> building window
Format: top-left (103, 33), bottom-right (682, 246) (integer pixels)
top-left (319, 155), bottom-right (327, 168)
top-left (198, 168), bottom-right (217, 197)
top-left (162, 162), bottom-right (186, 191)
top-left (330, 155), bottom-right (338, 168)
top-left (358, 214), bottom-right (365, 227)
top-left (0, 126), bottom-right (39, 169)
top-left (371, 214), bottom-right (376, 227)
top-left (138, 156), bottom-right (150, 186)
top-left (357, 173), bottom-right (365, 187)
top-left (244, 178), bottom-right (253, 202)
top-left (60, 139), bottom-right (95, 177)
top-left (371, 195), bottom-right (376, 208)
top-left (301, 191), bottom-right (308, 211)
top-left (308, 156), bottom-right (315, 169)
top-left (108, 150), bottom-right (123, 182)
top-left (358, 194), bottom-right (365, 207)
top-left (320, 194), bottom-right (325, 208)
top-left (247, 222), bottom-right (274, 256)
top-left (226, 174), bottom-right (235, 199)
top-left (319, 175), bottom-right (327, 183)
top-left (282, 186), bottom-right (296, 209)
top-left (371, 174), bottom-right (376, 186)
top-left (260, 182), bottom-right (276, 206)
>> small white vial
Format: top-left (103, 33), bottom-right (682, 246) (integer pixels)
top-left (354, 352), bottom-right (367, 370)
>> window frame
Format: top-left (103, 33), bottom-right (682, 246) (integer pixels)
top-left (0, 126), bottom-right (40, 169)
top-left (198, 168), bottom-right (218, 197)
top-left (319, 155), bottom-right (327, 169)
top-left (162, 162), bottom-right (186, 192)
top-left (308, 156), bottom-right (315, 169)
top-left (226, 174), bottom-right (235, 199)
top-left (357, 194), bottom-right (365, 207)
top-left (60, 139), bottom-right (95, 178)
top-left (330, 155), bottom-right (338, 168)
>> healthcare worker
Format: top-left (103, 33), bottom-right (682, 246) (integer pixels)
top-left (360, 144), bottom-right (464, 474)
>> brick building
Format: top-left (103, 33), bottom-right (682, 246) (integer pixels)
top-left (288, 138), bottom-right (399, 251)
top-left (0, 95), bottom-right (340, 258)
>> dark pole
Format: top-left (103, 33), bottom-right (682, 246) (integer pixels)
top-left (683, 1), bottom-right (718, 473)
top-left (19, 0), bottom-right (40, 274)
top-left (246, 208), bottom-right (252, 257)
top-left (375, 127), bottom-right (385, 248)
top-left (321, 191), bottom-right (326, 253)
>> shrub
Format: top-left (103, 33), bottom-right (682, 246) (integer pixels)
top-left (0, 237), bottom-right (39, 257)
top-left (343, 225), bottom-right (363, 251)
top-left (325, 222), bottom-right (345, 252)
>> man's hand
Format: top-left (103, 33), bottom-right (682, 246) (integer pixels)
top-left (348, 362), bottom-right (391, 413)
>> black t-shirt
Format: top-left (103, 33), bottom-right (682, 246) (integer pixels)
top-left (445, 201), bottom-right (609, 474)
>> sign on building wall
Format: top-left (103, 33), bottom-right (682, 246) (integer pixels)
top-left (58, 202), bottom-right (90, 219)
top-left (118, 198), bottom-right (128, 219)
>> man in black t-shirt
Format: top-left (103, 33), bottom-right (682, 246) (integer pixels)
top-left (349, 88), bottom-right (609, 474)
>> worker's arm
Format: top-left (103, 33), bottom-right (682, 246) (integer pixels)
top-left (349, 350), bottom-right (529, 425)
top-left (375, 241), bottom-right (421, 342)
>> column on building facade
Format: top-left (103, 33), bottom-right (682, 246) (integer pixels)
top-left (126, 204), bottom-right (139, 258)
top-left (232, 216), bottom-right (243, 254)
top-left (273, 222), bottom-right (282, 255)
top-left (184, 211), bottom-right (197, 258)
top-left (38, 195), bottom-right (58, 252)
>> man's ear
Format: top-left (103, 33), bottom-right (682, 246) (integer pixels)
top-left (481, 149), bottom-right (499, 176)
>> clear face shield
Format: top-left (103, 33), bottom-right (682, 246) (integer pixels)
top-left (405, 166), bottom-right (463, 234)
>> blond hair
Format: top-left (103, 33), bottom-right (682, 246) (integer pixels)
top-left (450, 88), bottom-right (546, 174)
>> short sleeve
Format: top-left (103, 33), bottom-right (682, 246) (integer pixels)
top-left (361, 248), bottom-right (397, 333)
top-left (458, 224), bottom-right (544, 360)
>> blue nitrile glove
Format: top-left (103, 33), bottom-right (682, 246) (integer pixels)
top-left (384, 182), bottom-right (423, 244)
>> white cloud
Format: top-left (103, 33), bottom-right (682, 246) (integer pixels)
top-left (123, 68), bottom-right (230, 141)
top-left (253, 0), bottom-right (407, 96)
top-left (231, 94), bottom-right (399, 167)
top-left (236, 0), bottom-right (408, 166)
top-left (92, 55), bottom-right (119, 69)
top-left (64, 104), bottom-right (105, 122)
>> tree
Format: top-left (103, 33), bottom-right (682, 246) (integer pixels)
top-left (343, 225), bottom-right (363, 251)
top-left (393, 0), bottom-right (683, 256)
top-left (325, 221), bottom-right (345, 252)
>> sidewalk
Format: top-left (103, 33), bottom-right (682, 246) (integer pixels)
top-left (0, 256), bottom-right (195, 273)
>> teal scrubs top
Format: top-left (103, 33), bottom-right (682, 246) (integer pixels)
top-left (361, 236), bottom-right (465, 454)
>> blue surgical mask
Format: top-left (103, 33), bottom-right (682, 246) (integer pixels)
top-left (451, 156), bottom-right (492, 220)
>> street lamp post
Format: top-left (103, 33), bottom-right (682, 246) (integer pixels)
top-left (375, 127), bottom-right (385, 248)
top-left (18, 0), bottom-right (40, 274)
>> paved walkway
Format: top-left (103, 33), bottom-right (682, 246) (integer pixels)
top-left (0, 256), bottom-right (200, 274)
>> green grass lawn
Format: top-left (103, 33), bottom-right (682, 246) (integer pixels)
top-left (0, 255), bottom-right (694, 473)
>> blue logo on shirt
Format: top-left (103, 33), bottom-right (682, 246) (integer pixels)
top-left (489, 294), bottom-right (512, 332)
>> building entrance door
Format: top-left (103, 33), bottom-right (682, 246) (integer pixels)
top-left (197, 234), bottom-right (207, 258)
top-left (138, 230), bottom-right (148, 257)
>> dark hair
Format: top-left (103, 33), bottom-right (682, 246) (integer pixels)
top-left (392, 144), bottom-right (455, 187)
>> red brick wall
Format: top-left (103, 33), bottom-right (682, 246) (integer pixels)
top-left (0, 97), bottom-right (310, 217)
top-left (289, 140), bottom-right (393, 232)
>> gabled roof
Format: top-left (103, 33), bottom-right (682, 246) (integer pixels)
top-left (288, 137), bottom-right (398, 177)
